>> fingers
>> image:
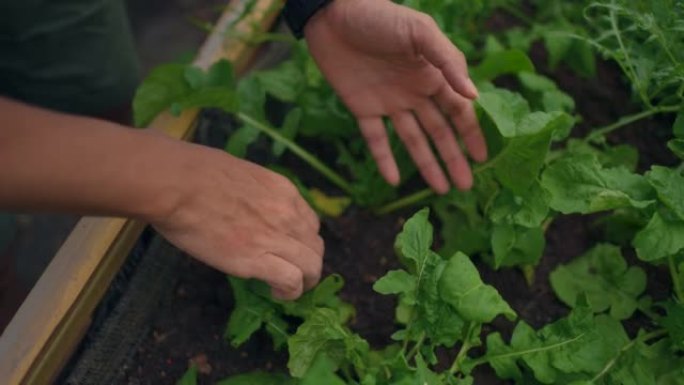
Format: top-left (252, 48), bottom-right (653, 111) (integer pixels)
top-left (265, 231), bottom-right (323, 294)
top-left (414, 101), bottom-right (473, 190)
top-left (434, 86), bottom-right (488, 163)
top-left (412, 15), bottom-right (478, 99)
top-left (256, 253), bottom-right (306, 300)
top-left (359, 117), bottom-right (400, 186)
top-left (391, 111), bottom-right (450, 194)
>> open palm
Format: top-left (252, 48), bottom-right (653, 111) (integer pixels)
top-left (305, 0), bottom-right (487, 193)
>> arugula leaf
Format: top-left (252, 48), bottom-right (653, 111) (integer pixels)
top-left (373, 270), bottom-right (416, 296)
top-left (279, 274), bottom-right (354, 323)
top-left (550, 244), bottom-right (647, 319)
top-left (225, 76), bottom-right (266, 157)
top-left (133, 64), bottom-right (189, 127)
top-left (225, 278), bottom-right (287, 349)
top-left (433, 190), bottom-right (491, 257)
top-left (300, 354), bottom-right (347, 385)
top-left (488, 181), bottom-right (550, 228)
top-left (646, 166), bottom-right (684, 220)
top-left (659, 302), bottom-right (684, 351)
top-left (541, 153), bottom-right (655, 214)
top-left (471, 49), bottom-right (535, 82)
top-left (176, 365), bottom-right (198, 385)
top-left (273, 107), bottom-right (303, 157)
top-left (565, 140), bottom-right (639, 171)
top-left (215, 372), bottom-right (296, 385)
top-left (491, 224), bottom-right (545, 269)
top-left (668, 139), bottom-right (684, 159)
top-left (256, 60), bottom-right (305, 102)
top-left (632, 211), bottom-right (684, 261)
top-left (479, 308), bottom-right (628, 383)
top-left (478, 89), bottom-right (574, 194)
top-left (394, 208), bottom-right (434, 273)
top-left (439, 252), bottom-right (516, 322)
top-left (288, 308), bottom-right (369, 378)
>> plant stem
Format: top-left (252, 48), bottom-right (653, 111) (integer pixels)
top-left (584, 105), bottom-right (680, 143)
top-left (590, 329), bottom-right (667, 383)
top-left (449, 323), bottom-right (477, 376)
top-left (668, 254), bottom-right (684, 303)
top-left (375, 188), bottom-right (433, 215)
top-left (405, 332), bottom-right (427, 362)
top-left (237, 112), bottom-right (354, 195)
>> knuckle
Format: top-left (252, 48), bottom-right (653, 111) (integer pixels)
top-left (279, 266), bottom-right (304, 292)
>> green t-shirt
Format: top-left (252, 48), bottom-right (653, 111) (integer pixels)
top-left (0, 0), bottom-right (140, 115)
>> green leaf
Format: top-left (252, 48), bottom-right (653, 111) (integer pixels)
top-left (439, 252), bottom-right (516, 322)
top-left (175, 87), bottom-right (238, 113)
top-left (477, 90), bottom-right (531, 137)
top-left (280, 274), bottom-right (354, 323)
top-left (216, 372), bottom-right (296, 385)
top-left (660, 302), bottom-right (684, 351)
top-left (176, 365), bottom-right (198, 385)
top-left (544, 32), bottom-right (574, 70)
top-left (373, 270), bottom-right (416, 296)
top-left (273, 108), bottom-right (302, 157)
top-left (491, 224), bottom-right (545, 269)
top-left (288, 308), bottom-right (368, 378)
top-left (646, 166), bottom-right (684, 220)
top-left (184, 66), bottom-right (205, 90)
top-left (482, 308), bottom-right (628, 383)
top-left (225, 278), bottom-right (284, 348)
top-left (541, 154), bottom-right (655, 214)
top-left (394, 208), bottom-right (433, 273)
top-left (566, 140), bottom-right (639, 171)
top-left (225, 125), bottom-right (260, 158)
top-left (300, 354), bottom-right (346, 385)
top-left (492, 112), bottom-right (571, 194)
top-left (133, 63), bottom-right (189, 127)
top-left (488, 181), bottom-right (550, 228)
top-left (668, 139), bottom-right (684, 159)
top-left (471, 49), bottom-right (535, 82)
top-left (674, 107), bottom-right (684, 138)
top-left (434, 190), bottom-right (491, 257)
top-left (550, 244), bottom-right (647, 320)
top-left (256, 60), bottom-right (305, 102)
top-left (633, 211), bottom-right (684, 261)
top-left (206, 60), bottom-right (235, 88)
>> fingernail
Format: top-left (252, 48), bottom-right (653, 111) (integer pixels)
top-left (466, 78), bottom-right (479, 99)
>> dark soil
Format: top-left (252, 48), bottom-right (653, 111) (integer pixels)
top-left (120, 17), bottom-right (675, 385)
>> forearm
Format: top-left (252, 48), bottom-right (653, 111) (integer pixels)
top-left (0, 97), bottom-right (183, 220)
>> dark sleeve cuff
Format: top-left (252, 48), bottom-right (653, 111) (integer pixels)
top-left (283, 0), bottom-right (333, 39)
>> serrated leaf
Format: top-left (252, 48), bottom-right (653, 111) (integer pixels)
top-left (633, 211), bottom-right (684, 261)
top-left (439, 252), bottom-right (516, 322)
top-left (541, 154), bottom-right (655, 214)
top-left (646, 166), bottom-right (684, 220)
top-left (491, 224), bottom-right (545, 269)
top-left (477, 90), bottom-right (531, 137)
top-left (288, 308), bottom-right (368, 378)
top-left (300, 354), bottom-right (346, 385)
top-left (660, 302), bottom-right (684, 351)
top-left (550, 244), bottom-right (647, 320)
top-left (225, 278), bottom-right (282, 347)
top-left (488, 181), bottom-right (550, 228)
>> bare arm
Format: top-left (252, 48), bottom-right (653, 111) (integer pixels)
top-left (0, 97), bottom-right (323, 300)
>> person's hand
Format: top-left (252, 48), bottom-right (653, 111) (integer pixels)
top-left (149, 142), bottom-right (324, 300)
top-left (304, 0), bottom-right (487, 193)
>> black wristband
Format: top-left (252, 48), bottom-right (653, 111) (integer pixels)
top-left (283, 0), bottom-right (333, 39)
